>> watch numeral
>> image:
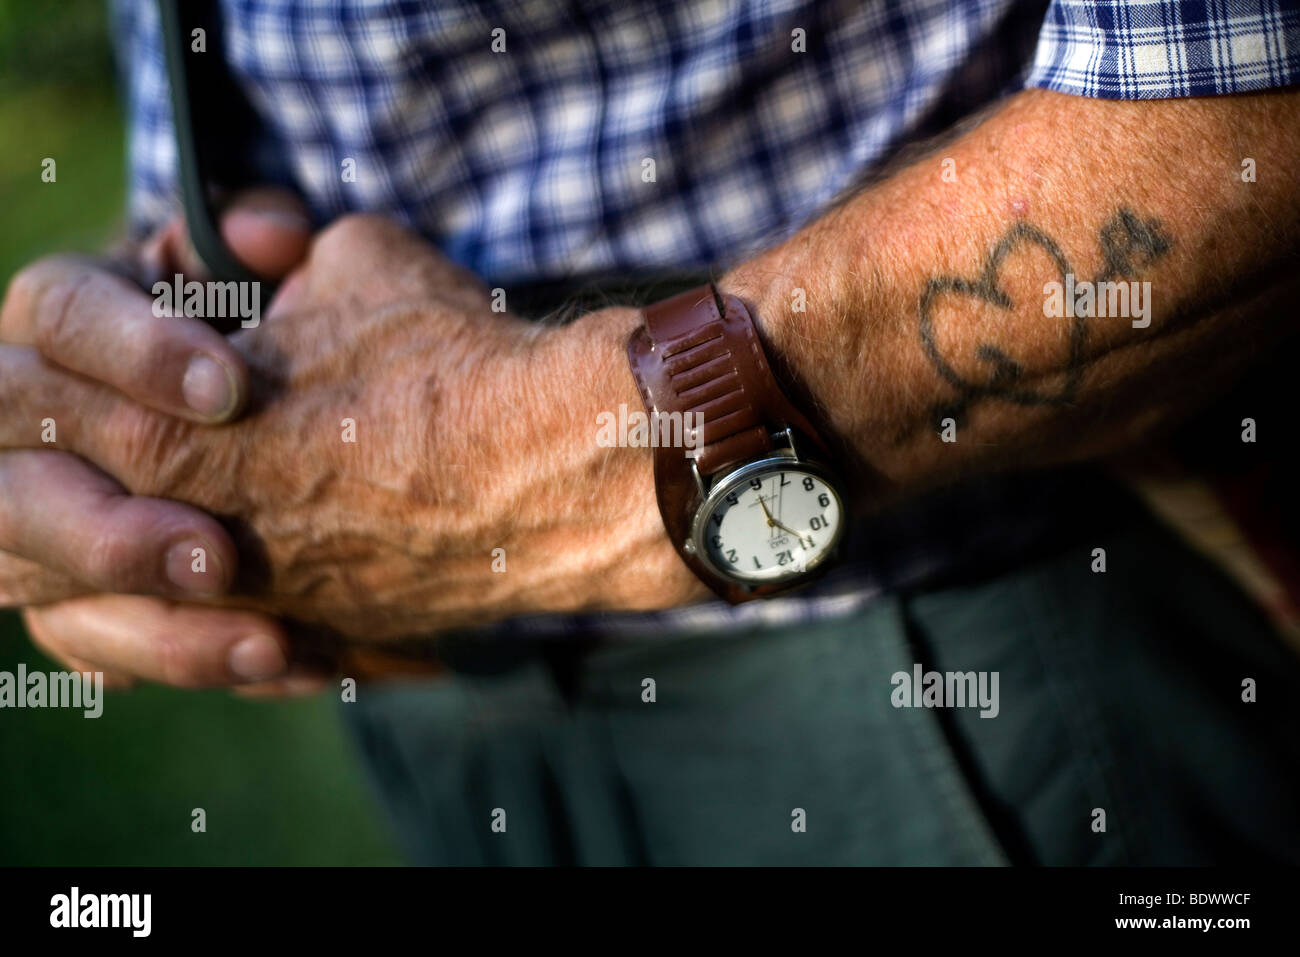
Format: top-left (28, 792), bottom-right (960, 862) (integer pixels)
top-left (809, 515), bottom-right (826, 531)
top-left (779, 473), bottom-right (791, 487)
top-left (818, 493), bottom-right (831, 508)
top-left (802, 477), bottom-right (815, 491)
top-left (711, 535), bottom-right (723, 549)
top-left (726, 549), bottom-right (738, 564)
top-left (777, 550), bottom-right (793, 565)
top-left (749, 478), bottom-right (763, 492)
top-left (712, 512), bottom-right (724, 527)
top-left (725, 492), bottom-right (739, 506)
top-left (752, 556), bottom-right (762, 570)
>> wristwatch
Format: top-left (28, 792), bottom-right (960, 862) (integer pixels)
top-left (627, 283), bottom-right (847, 603)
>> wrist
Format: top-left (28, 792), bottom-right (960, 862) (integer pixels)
top-left (524, 305), bottom-right (710, 611)
top-left (716, 253), bottom-right (877, 484)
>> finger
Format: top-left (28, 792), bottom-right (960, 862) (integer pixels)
top-left (0, 345), bottom-right (99, 449)
top-left (22, 609), bottom-right (136, 689)
top-left (0, 450), bottom-right (235, 598)
top-left (1, 256), bottom-right (249, 422)
top-left (139, 189), bottom-right (313, 285)
top-left (217, 187), bottom-right (314, 279)
top-left (0, 346), bottom-right (231, 506)
top-left (21, 594), bottom-right (291, 688)
top-left (0, 551), bottom-right (86, 607)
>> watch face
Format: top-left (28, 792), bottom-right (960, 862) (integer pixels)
top-left (694, 458), bottom-right (845, 585)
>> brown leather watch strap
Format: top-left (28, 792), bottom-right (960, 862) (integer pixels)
top-left (627, 283), bottom-right (831, 602)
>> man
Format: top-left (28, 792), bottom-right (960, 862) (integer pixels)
top-left (2, 0), bottom-right (1299, 863)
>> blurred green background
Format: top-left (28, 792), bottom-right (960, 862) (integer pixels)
top-left (0, 0), bottom-right (402, 864)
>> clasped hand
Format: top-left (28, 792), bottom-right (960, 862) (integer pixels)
top-left (0, 197), bottom-right (702, 689)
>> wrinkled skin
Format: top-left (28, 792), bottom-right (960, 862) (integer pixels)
top-left (2, 214), bottom-right (704, 648)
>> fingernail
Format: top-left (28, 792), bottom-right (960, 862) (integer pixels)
top-left (182, 354), bottom-right (237, 419)
top-left (165, 539), bottom-right (226, 595)
top-left (248, 208), bottom-right (313, 231)
top-left (224, 205), bottom-right (313, 234)
top-left (228, 634), bottom-right (288, 682)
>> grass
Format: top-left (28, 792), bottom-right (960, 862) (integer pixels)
top-left (0, 86), bottom-right (127, 278)
top-left (0, 621), bottom-right (402, 865)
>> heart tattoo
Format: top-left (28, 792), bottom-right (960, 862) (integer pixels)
top-left (917, 208), bottom-right (1172, 431)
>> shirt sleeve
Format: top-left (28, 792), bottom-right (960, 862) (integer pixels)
top-left (1026, 0), bottom-right (1300, 98)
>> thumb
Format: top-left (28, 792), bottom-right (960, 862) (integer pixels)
top-left (135, 187), bottom-right (313, 286)
top-left (217, 187), bottom-right (314, 279)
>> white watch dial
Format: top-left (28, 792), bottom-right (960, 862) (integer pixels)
top-left (699, 466), bottom-right (843, 584)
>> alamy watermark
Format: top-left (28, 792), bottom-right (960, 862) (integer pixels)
top-left (152, 274), bottom-right (261, 328)
top-left (596, 403), bottom-right (701, 458)
top-left (0, 665), bottom-right (103, 718)
top-left (50, 887), bottom-right (150, 937)
top-left (891, 664), bottom-right (999, 718)
top-left (1044, 274), bottom-right (1152, 329)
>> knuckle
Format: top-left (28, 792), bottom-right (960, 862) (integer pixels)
top-left (1, 258), bottom-right (61, 319)
top-left (313, 213), bottom-right (391, 259)
top-left (80, 526), bottom-right (148, 591)
top-left (1, 264), bottom-right (40, 321)
top-left (111, 404), bottom-right (202, 498)
top-left (30, 266), bottom-right (104, 358)
top-left (332, 211), bottom-right (391, 239)
top-left (1, 263), bottom-right (51, 340)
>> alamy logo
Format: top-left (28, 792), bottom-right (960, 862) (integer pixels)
top-left (890, 664), bottom-right (999, 718)
top-left (0, 666), bottom-right (102, 718)
top-left (1043, 274), bottom-right (1152, 328)
top-left (50, 887), bottom-right (151, 937)
top-left (152, 274), bottom-right (262, 328)
top-left (595, 403), bottom-right (701, 458)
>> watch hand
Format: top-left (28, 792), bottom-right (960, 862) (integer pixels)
top-left (772, 518), bottom-right (810, 546)
top-left (767, 479), bottom-right (787, 541)
top-left (756, 492), bottom-right (808, 546)
top-left (753, 492), bottom-right (780, 540)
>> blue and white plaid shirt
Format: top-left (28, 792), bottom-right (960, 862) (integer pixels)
top-left (111, 0), bottom-right (1299, 639)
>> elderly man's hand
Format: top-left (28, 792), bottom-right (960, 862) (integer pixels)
top-left (155, 214), bottom-right (706, 639)
top-left (8, 213), bottom-right (704, 646)
top-left (1, 189), bottom-right (320, 688)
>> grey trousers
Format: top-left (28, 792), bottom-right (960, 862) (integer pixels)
top-left (345, 496), bottom-right (1300, 865)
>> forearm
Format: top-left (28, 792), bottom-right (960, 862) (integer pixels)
top-left (713, 87), bottom-right (1300, 499)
